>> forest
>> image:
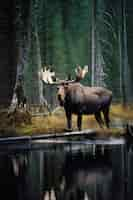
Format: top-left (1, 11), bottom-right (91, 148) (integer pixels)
top-left (14, 0), bottom-right (133, 105)
top-left (1, 0), bottom-right (133, 135)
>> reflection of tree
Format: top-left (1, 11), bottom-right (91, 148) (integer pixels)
top-left (0, 153), bottom-right (29, 200)
top-left (11, 153), bottom-right (29, 200)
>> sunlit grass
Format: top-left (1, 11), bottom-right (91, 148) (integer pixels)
top-left (0, 103), bottom-right (133, 136)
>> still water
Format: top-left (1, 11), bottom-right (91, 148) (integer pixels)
top-left (0, 136), bottom-right (131, 200)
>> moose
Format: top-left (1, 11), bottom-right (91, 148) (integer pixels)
top-left (40, 65), bottom-right (112, 130)
top-left (57, 82), bottom-right (112, 130)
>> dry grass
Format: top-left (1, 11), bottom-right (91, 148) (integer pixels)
top-left (110, 104), bottom-right (133, 119)
top-left (0, 104), bottom-right (133, 136)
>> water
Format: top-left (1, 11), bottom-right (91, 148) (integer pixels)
top-left (0, 136), bottom-right (130, 200)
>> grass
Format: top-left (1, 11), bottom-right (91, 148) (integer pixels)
top-left (110, 104), bottom-right (133, 119)
top-left (0, 104), bottom-right (133, 137)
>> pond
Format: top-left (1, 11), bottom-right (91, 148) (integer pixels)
top-left (0, 135), bottom-right (131, 200)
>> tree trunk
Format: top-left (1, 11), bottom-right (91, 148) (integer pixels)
top-left (121, 0), bottom-right (127, 106)
top-left (119, 0), bottom-right (123, 102)
top-left (10, 0), bottom-right (31, 109)
top-left (24, 0), bottom-right (43, 105)
top-left (91, 0), bottom-right (96, 86)
top-left (35, 22), bottom-right (44, 105)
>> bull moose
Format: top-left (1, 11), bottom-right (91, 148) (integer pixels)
top-left (40, 65), bottom-right (112, 130)
top-left (57, 82), bottom-right (112, 130)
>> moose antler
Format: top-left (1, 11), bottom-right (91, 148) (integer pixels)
top-left (39, 65), bottom-right (88, 85)
top-left (39, 66), bottom-right (55, 84)
top-left (75, 65), bottom-right (88, 82)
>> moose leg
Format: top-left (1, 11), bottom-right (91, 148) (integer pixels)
top-left (65, 111), bottom-right (72, 131)
top-left (95, 112), bottom-right (104, 128)
top-left (77, 115), bottom-right (82, 131)
top-left (103, 107), bottom-right (110, 128)
top-left (22, 97), bottom-right (27, 108)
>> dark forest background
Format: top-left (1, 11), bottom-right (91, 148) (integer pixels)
top-left (14, 0), bottom-right (133, 106)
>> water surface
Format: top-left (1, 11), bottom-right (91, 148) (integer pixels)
top-left (0, 137), bottom-right (130, 200)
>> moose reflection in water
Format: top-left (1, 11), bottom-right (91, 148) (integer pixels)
top-left (58, 150), bottom-right (113, 200)
top-left (41, 146), bottom-right (113, 200)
